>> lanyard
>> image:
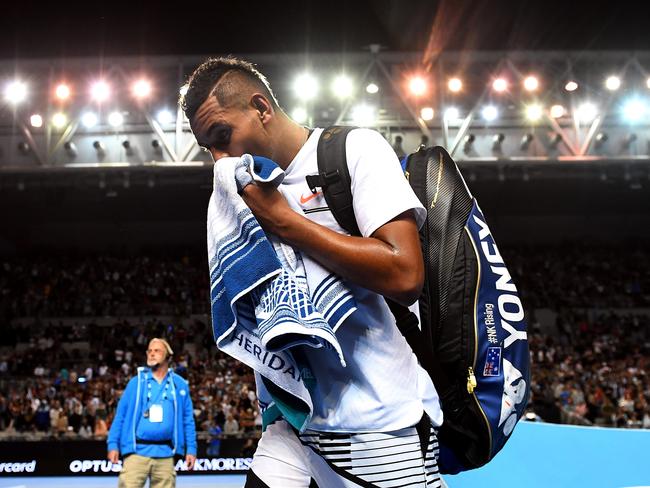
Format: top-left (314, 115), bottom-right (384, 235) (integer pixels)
top-left (144, 372), bottom-right (172, 412)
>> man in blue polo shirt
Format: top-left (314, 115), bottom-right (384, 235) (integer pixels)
top-left (107, 338), bottom-right (197, 488)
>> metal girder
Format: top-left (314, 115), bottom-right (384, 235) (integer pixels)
top-left (180, 138), bottom-right (199, 162)
top-left (19, 124), bottom-right (44, 165)
top-left (578, 58), bottom-right (634, 156)
top-left (375, 58), bottom-right (432, 141)
top-left (141, 110), bottom-right (179, 162)
top-left (334, 58), bottom-right (377, 126)
top-left (448, 58), bottom-right (508, 157)
top-left (504, 59), bottom-right (578, 156)
top-left (49, 120), bottom-right (80, 159)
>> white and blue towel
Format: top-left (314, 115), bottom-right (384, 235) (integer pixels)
top-left (207, 154), bottom-right (356, 432)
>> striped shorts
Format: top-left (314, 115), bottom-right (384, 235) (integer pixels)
top-left (246, 415), bottom-right (443, 488)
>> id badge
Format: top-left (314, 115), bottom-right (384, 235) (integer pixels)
top-left (149, 404), bottom-right (163, 423)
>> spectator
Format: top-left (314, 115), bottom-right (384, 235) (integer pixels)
top-left (206, 420), bottom-right (223, 457)
top-left (223, 414), bottom-right (240, 437)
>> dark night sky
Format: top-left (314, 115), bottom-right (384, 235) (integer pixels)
top-left (1, 0), bottom-right (650, 59)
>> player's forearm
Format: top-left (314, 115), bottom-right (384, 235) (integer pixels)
top-left (274, 211), bottom-right (423, 306)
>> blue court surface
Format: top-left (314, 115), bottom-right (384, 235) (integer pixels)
top-left (2, 423), bottom-right (650, 488)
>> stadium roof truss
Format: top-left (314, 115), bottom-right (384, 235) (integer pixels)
top-left (2, 50), bottom-right (650, 172)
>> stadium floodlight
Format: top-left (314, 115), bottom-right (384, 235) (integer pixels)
top-left (520, 133), bottom-right (534, 150)
top-left (365, 82), bottom-right (379, 94)
top-left (52, 112), bottom-right (67, 129)
top-left (463, 134), bottom-right (475, 153)
top-left (623, 133), bottom-right (637, 148)
top-left (408, 76), bottom-right (427, 96)
top-left (523, 76), bottom-right (539, 92)
top-left (91, 80), bottom-right (110, 102)
top-left (622, 98), bottom-right (647, 122)
top-left (492, 133), bottom-right (505, 151)
top-left (524, 104), bottom-right (543, 122)
top-left (565, 81), bottom-right (578, 92)
top-left (576, 102), bottom-right (598, 123)
top-left (55, 83), bottom-right (71, 101)
top-left (291, 107), bottom-right (308, 124)
top-left (448, 77), bottom-right (462, 93)
top-left (331, 74), bottom-right (353, 99)
top-left (93, 140), bottom-right (105, 156)
top-left (64, 141), bottom-right (78, 157)
top-left (81, 112), bottom-right (98, 128)
top-left (151, 140), bottom-right (162, 157)
top-left (17, 142), bottom-right (30, 154)
top-left (550, 104), bottom-right (565, 118)
top-left (293, 73), bottom-right (318, 101)
top-left (122, 140), bottom-right (134, 156)
top-left (594, 132), bottom-right (608, 148)
top-left (132, 79), bottom-right (152, 99)
top-left (30, 114), bottom-right (43, 128)
top-left (351, 103), bottom-right (376, 126)
top-left (444, 107), bottom-right (460, 121)
top-left (420, 107), bottom-right (434, 121)
top-left (108, 111), bottom-right (124, 127)
top-left (157, 109), bottom-right (174, 125)
top-left (605, 76), bottom-right (621, 91)
top-left (492, 78), bottom-right (508, 93)
top-left (481, 105), bottom-right (498, 122)
top-left (4, 80), bottom-right (27, 104)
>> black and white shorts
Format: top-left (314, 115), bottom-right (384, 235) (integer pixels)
top-left (245, 416), bottom-right (443, 488)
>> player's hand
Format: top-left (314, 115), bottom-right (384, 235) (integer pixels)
top-left (185, 454), bottom-right (197, 470)
top-left (107, 450), bottom-right (120, 464)
top-left (241, 183), bottom-right (295, 235)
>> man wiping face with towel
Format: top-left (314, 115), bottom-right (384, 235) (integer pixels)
top-left (182, 57), bottom-right (444, 488)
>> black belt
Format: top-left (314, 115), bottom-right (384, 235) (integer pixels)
top-left (136, 438), bottom-right (173, 448)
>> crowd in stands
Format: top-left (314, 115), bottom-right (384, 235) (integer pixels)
top-left (528, 311), bottom-right (650, 428)
top-left (0, 318), bottom-right (261, 441)
top-left (0, 246), bottom-right (649, 440)
top-left (0, 252), bottom-right (210, 320)
top-left (0, 245), bottom-right (650, 319)
top-left (2, 246), bottom-right (649, 321)
top-left (504, 245), bottom-right (650, 309)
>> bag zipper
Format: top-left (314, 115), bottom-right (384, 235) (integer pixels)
top-left (464, 226), bottom-right (493, 458)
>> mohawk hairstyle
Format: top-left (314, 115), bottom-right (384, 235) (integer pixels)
top-left (180, 56), bottom-right (279, 122)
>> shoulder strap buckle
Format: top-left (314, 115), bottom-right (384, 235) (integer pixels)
top-left (305, 170), bottom-right (341, 194)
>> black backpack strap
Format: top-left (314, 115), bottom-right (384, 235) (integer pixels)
top-left (308, 126), bottom-right (361, 236)
top-left (385, 298), bottom-right (423, 362)
top-left (310, 127), bottom-right (424, 361)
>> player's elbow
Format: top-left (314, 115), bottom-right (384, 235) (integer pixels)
top-left (391, 282), bottom-right (423, 307)
top-left (387, 262), bottom-right (424, 307)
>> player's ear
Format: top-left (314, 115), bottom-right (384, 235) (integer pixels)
top-left (251, 94), bottom-right (273, 124)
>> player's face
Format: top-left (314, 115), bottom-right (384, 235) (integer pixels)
top-left (191, 94), bottom-right (272, 163)
top-left (146, 342), bottom-right (167, 368)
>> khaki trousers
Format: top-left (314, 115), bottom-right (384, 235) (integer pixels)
top-left (118, 454), bottom-right (176, 488)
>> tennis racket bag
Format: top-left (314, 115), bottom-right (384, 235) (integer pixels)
top-left (306, 126), bottom-right (531, 473)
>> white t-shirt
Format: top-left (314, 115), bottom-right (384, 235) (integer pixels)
top-left (279, 127), bottom-right (442, 432)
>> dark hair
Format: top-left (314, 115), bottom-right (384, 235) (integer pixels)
top-left (180, 56), bottom-right (279, 122)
